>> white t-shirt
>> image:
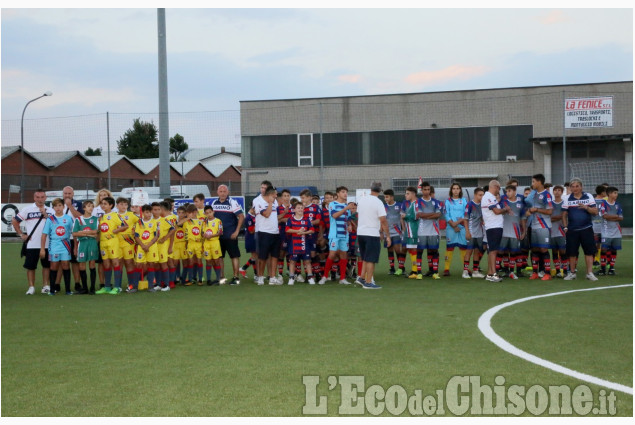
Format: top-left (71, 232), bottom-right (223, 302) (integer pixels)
top-left (356, 194), bottom-right (387, 237)
top-left (253, 197), bottom-right (279, 234)
top-left (481, 191), bottom-right (504, 230)
top-left (16, 203), bottom-right (55, 249)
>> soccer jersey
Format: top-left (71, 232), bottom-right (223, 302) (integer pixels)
top-left (321, 206), bottom-right (331, 236)
top-left (197, 208), bottom-right (206, 220)
top-left (286, 216), bottom-right (312, 255)
top-left (183, 219), bottom-right (203, 243)
top-left (303, 203), bottom-right (321, 233)
top-left (599, 200), bottom-right (623, 238)
top-left (502, 196), bottom-right (525, 239)
top-left (417, 197), bottom-right (442, 236)
top-left (385, 201), bottom-right (403, 238)
top-left (550, 200), bottom-right (566, 238)
top-left (99, 212), bottom-right (124, 241)
top-left (202, 217), bottom-right (222, 240)
top-left (73, 215), bottom-right (99, 261)
top-left (443, 198), bottom-right (467, 229)
top-left (328, 201), bottom-right (350, 239)
top-left (592, 197), bottom-right (605, 233)
top-left (562, 192), bottom-right (596, 231)
top-left (42, 213), bottom-right (74, 255)
top-left (244, 212), bottom-right (256, 252)
top-left (400, 199), bottom-right (421, 242)
top-left (212, 197), bottom-right (243, 238)
top-left (15, 203), bottom-right (55, 249)
top-left (156, 216), bottom-right (175, 242)
top-left (134, 218), bottom-right (158, 262)
top-left (277, 203), bottom-right (293, 235)
top-left (529, 189), bottom-right (553, 229)
top-left (116, 211), bottom-right (139, 247)
top-left (465, 201), bottom-right (484, 238)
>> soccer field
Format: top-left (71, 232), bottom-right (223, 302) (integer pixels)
top-left (1, 241), bottom-right (632, 417)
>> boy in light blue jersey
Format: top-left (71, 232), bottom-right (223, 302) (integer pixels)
top-left (442, 183), bottom-right (468, 276)
top-left (319, 186), bottom-right (354, 285)
top-left (40, 198), bottom-right (74, 295)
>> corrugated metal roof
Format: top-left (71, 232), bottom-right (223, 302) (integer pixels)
top-left (129, 158), bottom-right (160, 174)
top-left (1, 145), bottom-right (20, 159)
top-left (82, 154), bottom-right (129, 172)
top-left (30, 151), bottom-right (80, 168)
top-left (169, 161), bottom-right (203, 176)
top-left (200, 153), bottom-right (242, 168)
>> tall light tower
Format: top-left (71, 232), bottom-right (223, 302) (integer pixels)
top-left (157, 8), bottom-right (170, 199)
top-left (21, 91), bottom-right (52, 202)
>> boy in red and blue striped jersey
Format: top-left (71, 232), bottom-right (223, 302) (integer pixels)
top-left (285, 202), bottom-right (316, 285)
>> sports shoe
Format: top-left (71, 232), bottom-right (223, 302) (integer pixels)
top-left (462, 270), bottom-right (471, 279)
top-left (74, 282), bottom-right (82, 292)
top-left (126, 287), bottom-right (138, 293)
top-left (220, 278), bottom-right (228, 285)
top-left (408, 272), bottom-right (418, 279)
top-left (508, 272), bottom-right (518, 280)
top-left (424, 270), bottom-right (434, 277)
top-left (362, 281), bottom-right (382, 289)
top-left (472, 271), bottom-right (485, 279)
top-left (147, 287), bottom-right (158, 292)
top-left (65, 291), bottom-right (73, 295)
top-left (586, 273), bottom-right (598, 281)
top-left (109, 287), bottom-right (121, 295)
top-left (161, 285), bottom-right (171, 292)
top-left (550, 269), bottom-right (557, 277)
top-left (239, 269), bottom-right (247, 278)
top-left (184, 280), bottom-right (193, 286)
top-left (268, 277), bottom-right (278, 285)
top-left (529, 273), bottom-right (540, 280)
top-left (197, 280), bottom-right (204, 286)
top-left (95, 287), bottom-right (111, 294)
top-left (538, 271), bottom-right (545, 278)
top-left (394, 269), bottom-right (403, 276)
top-left (76, 289), bottom-right (89, 295)
top-left (608, 269), bottom-right (616, 276)
top-left (416, 273), bottom-right (423, 280)
top-left (597, 270), bottom-right (606, 276)
top-left (524, 266), bottom-right (534, 272)
top-left (296, 274), bottom-right (305, 283)
top-left (339, 279), bottom-right (351, 285)
top-left (308, 277), bottom-right (316, 285)
top-left (563, 272), bottom-right (577, 281)
top-left (541, 274), bottom-right (552, 281)
top-left (443, 270), bottom-right (450, 277)
top-left (26, 286), bottom-right (35, 295)
top-left (230, 277), bottom-right (240, 285)
top-left (486, 274), bottom-right (503, 282)
top-left (355, 276), bottom-right (365, 287)
top-left (288, 278), bottom-right (295, 286)
top-left (41, 285), bottom-right (50, 294)
top-left (432, 273), bottom-right (441, 280)
top-left (593, 260), bottom-right (600, 268)
top-left (318, 277), bottom-right (327, 285)
top-left (389, 269), bottom-right (395, 275)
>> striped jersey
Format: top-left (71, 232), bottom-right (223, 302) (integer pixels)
top-left (529, 189), bottom-right (553, 229)
top-left (277, 203), bottom-right (293, 235)
top-left (400, 199), bottom-right (421, 240)
top-left (303, 203), bottom-right (321, 232)
top-left (502, 196), bottom-right (525, 239)
top-left (464, 201), bottom-right (484, 238)
top-left (286, 216), bottom-right (312, 254)
top-left (598, 200), bottom-right (623, 238)
top-left (244, 212), bottom-right (256, 246)
top-left (550, 200), bottom-right (566, 238)
top-left (321, 205), bottom-right (331, 235)
top-left (384, 201), bottom-right (403, 237)
top-left (328, 201), bottom-right (350, 239)
top-left (417, 197), bottom-right (442, 236)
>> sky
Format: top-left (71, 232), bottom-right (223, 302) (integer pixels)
top-left (1, 6), bottom-right (633, 152)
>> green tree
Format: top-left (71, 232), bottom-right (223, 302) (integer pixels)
top-left (84, 147), bottom-right (102, 156)
top-left (169, 133), bottom-right (189, 161)
top-left (116, 118), bottom-right (159, 159)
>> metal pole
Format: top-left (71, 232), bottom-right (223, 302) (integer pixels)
top-left (157, 8), bottom-right (171, 199)
top-left (20, 93), bottom-right (50, 202)
top-left (107, 111), bottom-right (111, 191)
top-left (319, 102), bottom-right (324, 193)
top-left (562, 90), bottom-right (567, 184)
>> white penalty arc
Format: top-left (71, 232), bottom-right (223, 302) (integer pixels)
top-left (478, 284), bottom-right (633, 395)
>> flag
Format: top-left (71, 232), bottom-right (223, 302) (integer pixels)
top-left (417, 176), bottom-right (423, 195)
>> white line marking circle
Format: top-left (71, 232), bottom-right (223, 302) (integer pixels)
top-left (478, 284), bottom-right (633, 395)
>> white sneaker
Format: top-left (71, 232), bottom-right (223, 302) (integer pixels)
top-left (486, 274), bottom-right (503, 282)
top-left (538, 271), bottom-right (545, 278)
top-left (268, 277), bottom-right (278, 285)
top-left (288, 278), bottom-right (295, 286)
top-left (296, 275), bottom-right (305, 283)
top-left (257, 276), bottom-right (265, 286)
top-left (41, 285), bottom-right (50, 294)
top-left (26, 286), bottom-right (35, 295)
top-left (564, 272), bottom-right (577, 281)
top-left (462, 270), bottom-right (471, 279)
top-left (472, 271), bottom-right (485, 278)
top-left (308, 277), bottom-right (316, 285)
top-left (586, 273), bottom-right (598, 281)
top-left (509, 272), bottom-right (518, 280)
top-left (161, 286), bottom-right (171, 292)
top-left (318, 277), bottom-right (327, 285)
top-left (277, 274), bottom-right (283, 281)
top-left (219, 278), bottom-right (227, 285)
top-left (339, 279), bottom-right (351, 285)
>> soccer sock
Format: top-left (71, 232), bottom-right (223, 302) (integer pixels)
top-left (147, 268), bottom-right (155, 287)
top-left (197, 263), bottom-right (203, 281)
top-left (508, 257), bottom-right (515, 273)
top-left (542, 252), bottom-right (551, 273)
top-left (206, 264), bottom-right (212, 281)
top-left (127, 271), bottom-right (135, 289)
top-left (554, 252), bottom-right (561, 273)
top-left (431, 251), bottom-right (439, 273)
top-left (397, 253), bottom-right (406, 271)
top-left (163, 269), bottom-right (170, 287)
top-left (63, 269), bottom-right (71, 293)
top-left (89, 267), bottom-right (96, 291)
top-left (609, 251), bottom-right (616, 269)
top-left (416, 251), bottom-right (423, 273)
top-left (182, 265), bottom-right (189, 282)
top-left (409, 250), bottom-right (417, 272)
top-left (339, 258), bottom-right (348, 279)
top-left (104, 267), bottom-right (112, 288)
top-left (49, 269), bottom-right (58, 292)
top-left (595, 250), bottom-right (601, 263)
top-left (278, 259), bottom-right (284, 276)
top-left (388, 252), bottom-right (395, 270)
top-left (495, 255), bottom-right (501, 272)
top-left (357, 259), bottom-right (363, 276)
top-left (175, 263), bottom-right (181, 280)
top-left (600, 252), bottom-right (607, 270)
top-left (214, 265), bottom-right (222, 280)
top-left (502, 256), bottom-right (509, 272)
top-left (531, 254), bottom-right (539, 272)
top-left (312, 257), bottom-right (320, 278)
top-left (472, 258), bottom-right (479, 272)
top-left (169, 267), bottom-right (176, 286)
top-left (79, 269), bottom-right (88, 290)
top-left (113, 266), bottom-right (123, 289)
top-left (324, 258), bottom-right (334, 279)
top-left (427, 254), bottom-right (433, 272)
top-left (463, 259), bottom-right (470, 271)
top-left (444, 248), bottom-right (454, 271)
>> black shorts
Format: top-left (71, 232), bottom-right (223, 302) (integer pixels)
top-left (257, 232), bottom-right (280, 260)
top-left (219, 238), bottom-right (241, 259)
top-left (485, 228), bottom-right (503, 252)
top-left (24, 248), bottom-right (50, 270)
top-left (358, 235), bottom-right (381, 263)
top-left (566, 227), bottom-right (597, 257)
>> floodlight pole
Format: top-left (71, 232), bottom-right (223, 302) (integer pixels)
top-left (20, 91), bottom-right (52, 203)
top-left (157, 8), bottom-right (171, 200)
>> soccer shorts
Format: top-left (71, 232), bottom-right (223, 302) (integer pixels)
top-left (119, 240), bottom-right (136, 261)
top-left (289, 252), bottom-right (311, 262)
top-left (550, 236), bottom-right (566, 251)
top-left (203, 239), bottom-right (222, 260)
top-left (187, 241), bottom-right (203, 259)
top-left (49, 240), bottom-right (72, 262)
top-left (531, 228), bottom-right (551, 249)
top-left (385, 235), bottom-right (403, 248)
top-left (417, 235), bottom-right (440, 250)
top-left (305, 234), bottom-right (317, 253)
top-left (601, 237), bottom-right (622, 251)
top-left (77, 239), bottom-right (100, 262)
top-left (100, 237), bottom-right (122, 260)
top-left (500, 237), bottom-right (521, 253)
top-left (136, 245), bottom-right (158, 264)
top-left (172, 243), bottom-right (188, 260)
top-left (467, 237), bottom-right (484, 253)
top-left (244, 236), bottom-right (256, 254)
top-left (157, 241), bottom-right (170, 263)
top-left (329, 237), bottom-right (349, 252)
top-left (445, 226), bottom-right (467, 249)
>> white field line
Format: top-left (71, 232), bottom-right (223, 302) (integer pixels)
top-left (478, 284), bottom-right (633, 395)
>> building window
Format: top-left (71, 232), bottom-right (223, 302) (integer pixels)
top-left (298, 134), bottom-right (313, 167)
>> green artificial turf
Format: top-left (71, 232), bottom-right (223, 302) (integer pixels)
top-left (1, 241), bottom-right (632, 416)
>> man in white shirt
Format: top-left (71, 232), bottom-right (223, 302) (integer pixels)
top-left (12, 189), bottom-right (56, 294)
top-left (481, 180), bottom-right (509, 282)
top-left (356, 184), bottom-right (391, 289)
top-left (253, 186), bottom-right (281, 285)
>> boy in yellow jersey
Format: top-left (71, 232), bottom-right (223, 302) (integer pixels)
top-left (134, 205), bottom-right (160, 292)
top-left (95, 196), bottom-right (128, 294)
top-left (115, 197), bottom-right (140, 292)
top-left (173, 206), bottom-right (189, 285)
top-left (183, 204), bottom-right (204, 284)
top-left (154, 201), bottom-right (176, 291)
top-left (193, 193), bottom-right (207, 220)
top-left (202, 205), bottom-right (224, 285)
top-left (163, 199), bottom-right (179, 287)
